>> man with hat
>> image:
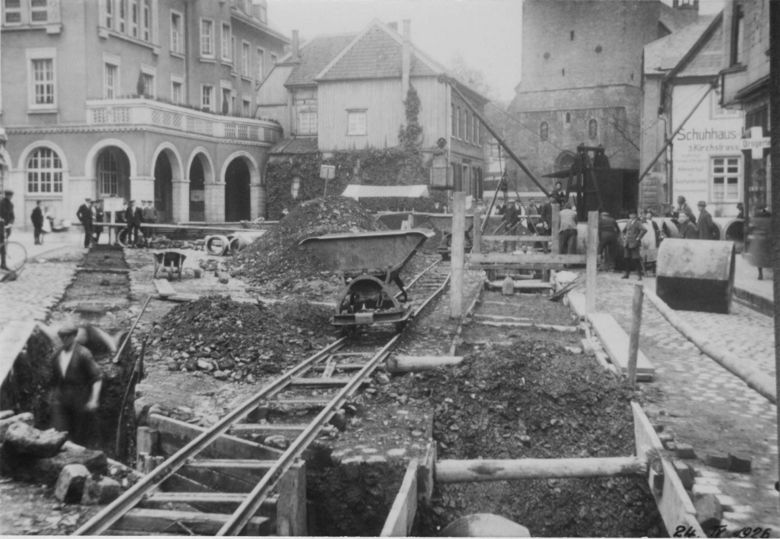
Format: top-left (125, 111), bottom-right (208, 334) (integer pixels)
top-left (50, 323), bottom-right (103, 446)
top-left (696, 201), bottom-right (719, 240)
top-left (0, 189), bottom-right (14, 240)
top-left (76, 197), bottom-right (93, 248)
top-left (125, 199), bottom-right (142, 246)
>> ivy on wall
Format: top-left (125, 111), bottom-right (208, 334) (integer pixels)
top-left (265, 84), bottom-right (446, 219)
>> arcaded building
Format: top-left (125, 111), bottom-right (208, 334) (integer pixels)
top-left (0, 0), bottom-right (287, 227)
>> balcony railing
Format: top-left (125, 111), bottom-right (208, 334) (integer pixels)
top-left (85, 98), bottom-right (282, 144)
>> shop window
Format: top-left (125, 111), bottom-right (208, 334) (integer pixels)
top-left (27, 147), bottom-right (62, 193)
top-left (711, 156), bottom-right (741, 202)
top-left (540, 121), bottom-right (549, 141)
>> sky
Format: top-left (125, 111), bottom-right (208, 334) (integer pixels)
top-left (266, 0), bottom-right (726, 103)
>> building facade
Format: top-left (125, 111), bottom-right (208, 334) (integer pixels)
top-left (507, 0), bottom-right (703, 192)
top-left (0, 0), bottom-right (287, 227)
top-left (257, 20), bottom-right (488, 201)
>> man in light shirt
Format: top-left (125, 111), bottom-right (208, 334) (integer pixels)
top-left (558, 202), bottom-right (578, 255)
top-left (50, 323), bottom-right (102, 446)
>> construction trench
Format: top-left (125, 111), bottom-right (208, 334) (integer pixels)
top-left (0, 196), bottom-right (732, 536)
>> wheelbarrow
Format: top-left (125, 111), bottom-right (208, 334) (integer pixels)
top-left (152, 250), bottom-right (186, 280)
top-left (298, 229), bottom-right (434, 330)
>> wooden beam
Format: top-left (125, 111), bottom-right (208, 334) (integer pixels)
top-left (482, 235), bottom-right (551, 243)
top-left (435, 457), bottom-right (646, 483)
top-left (115, 508), bottom-right (270, 536)
top-left (484, 280), bottom-right (552, 291)
top-left (386, 355), bottom-right (463, 373)
top-left (229, 424), bottom-right (307, 437)
top-left (475, 320), bottom-right (580, 332)
top-left (380, 459), bottom-right (419, 537)
top-left (588, 313), bottom-right (655, 379)
top-left (153, 279), bottom-right (177, 298)
top-left (289, 377), bottom-right (351, 387)
top-left (136, 427), bottom-right (158, 456)
top-left (469, 253), bottom-right (586, 265)
top-left (474, 314), bottom-right (532, 322)
top-left (184, 459), bottom-right (277, 470)
top-left (450, 192), bottom-right (466, 318)
top-left (632, 402), bottom-right (705, 536)
top-left (276, 461), bottom-right (306, 536)
top-left (585, 211), bottom-right (598, 313)
top-left (148, 414), bottom-right (282, 460)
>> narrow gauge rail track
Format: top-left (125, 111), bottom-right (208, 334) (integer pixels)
top-left (75, 259), bottom-right (449, 536)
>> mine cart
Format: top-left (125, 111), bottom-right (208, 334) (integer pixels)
top-left (298, 229), bottom-right (434, 330)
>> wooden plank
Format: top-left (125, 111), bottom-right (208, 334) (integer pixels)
top-left (380, 459), bottom-right (419, 537)
top-left (289, 376), bottom-right (352, 387)
top-left (484, 280), bottom-right (552, 291)
top-left (115, 508), bottom-right (270, 536)
top-left (185, 459), bottom-right (277, 470)
top-left (387, 355), bottom-right (464, 373)
top-left (436, 457), bottom-right (645, 483)
top-left (476, 320), bottom-right (580, 332)
top-left (482, 235), bottom-right (551, 243)
top-left (0, 320), bottom-right (37, 386)
top-left (588, 313), bottom-right (655, 377)
top-left (229, 424), bottom-right (307, 437)
top-left (153, 279), bottom-right (176, 298)
top-left (585, 211), bottom-right (598, 313)
top-left (469, 253), bottom-right (586, 265)
top-left (136, 427), bottom-right (158, 456)
top-left (276, 461), bottom-right (307, 536)
top-left (473, 314), bottom-right (532, 322)
top-left (567, 290), bottom-right (587, 319)
top-left (632, 402), bottom-right (705, 537)
top-left (145, 492), bottom-right (248, 504)
top-left (148, 414), bottom-right (282, 460)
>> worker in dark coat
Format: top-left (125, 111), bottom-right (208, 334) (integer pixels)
top-left (502, 200), bottom-right (520, 252)
top-left (31, 201), bottom-right (44, 245)
top-left (92, 200), bottom-right (104, 245)
top-left (125, 200), bottom-right (142, 246)
top-left (0, 189), bottom-right (15, 239)
top-left (696, 201), bottom-right (719, 240)
top-left (677, 212), bottom-right (698, 239)
top-left (622, 209), bottom-right (646, 280)
top-left (598, 211), bottom-right (620, 270)
top-left (676, 195), bottom-right (696, 224)
top-left (50, 323), bottom-right (103, 446)
top-left (76, 198), bottom-right (93, 248)
top-left (551, 181), bottom-right (568, 207)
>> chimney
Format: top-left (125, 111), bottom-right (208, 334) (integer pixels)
top-left (292, 29), bottom-right (300, 60)
top-left (401, 19), bottom-right (411, 96)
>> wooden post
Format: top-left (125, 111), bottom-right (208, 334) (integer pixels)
top-left (450, 192), bottom-right (466, 318)
top-left (550, 203), bottom-right (560, 254)
top-left (276, 461), bottom-right (306, 536)
top-left (627, 283), bottom-right (644, 387)
top-left (472, 207), bottom-right (482, 254)
top-left (136, 426), bottom-right (158, 456)
top-left (586, 211), bottom-right (598, 313)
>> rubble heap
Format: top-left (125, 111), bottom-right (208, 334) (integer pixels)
top-left (229, 196), bottom-right (386, 295)
top-left (153, 296), bottom-right (335, 381)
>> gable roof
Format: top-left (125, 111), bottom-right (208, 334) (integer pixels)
top-left (644, 15), bottom-right (715, 75)
top-left (315, 20), bottom-right (443, 81)
top-left (284, 34), bottom-right (357, 87)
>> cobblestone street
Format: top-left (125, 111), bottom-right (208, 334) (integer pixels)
top-left (593, 271), bottom-right (780, 532)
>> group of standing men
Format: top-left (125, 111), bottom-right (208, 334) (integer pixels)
top-left (76, 198), bottom-right (157, 248)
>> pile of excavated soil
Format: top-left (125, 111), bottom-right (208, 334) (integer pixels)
top-left (152, 296), bottom-right (336, 381)
top-left (409, 337), bottom-right (664, 537)
top-left (229, 197), bottom-right (386, 295)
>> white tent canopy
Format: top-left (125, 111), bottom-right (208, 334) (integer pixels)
top-left (341, 184), bottom-right (430, 200)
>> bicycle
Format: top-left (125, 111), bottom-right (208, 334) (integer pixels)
top-left (1, 240), bottom-right (27, 273)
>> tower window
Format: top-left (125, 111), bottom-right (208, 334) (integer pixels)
top-left (570, 30), bottom-right (575, 40)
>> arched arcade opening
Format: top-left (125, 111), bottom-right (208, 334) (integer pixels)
top-left (224, 158), bottom-right (251, 222)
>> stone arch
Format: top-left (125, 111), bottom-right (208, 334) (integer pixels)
top-left (219, 150), bottom-right (260, 186)
top-left (186, 147), bottom-right (215, 221)
top-left (84, 138), bottom-right (137, 179)
top-left (221, 151), bottom-right (259, 222)
top-left (150, 142), bottom-right (184, 180)
top-left (151, 143), bottom-right (184, 224)
top-left (185, 147), bottom-right (215, 184)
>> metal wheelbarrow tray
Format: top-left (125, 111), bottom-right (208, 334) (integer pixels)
top-left (298, 229), bottom-right (434, 328)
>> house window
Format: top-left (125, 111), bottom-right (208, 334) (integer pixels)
top-left (221, 87), bottom-right (231, 114)
top-left (473, 116), bottom-right (480, 145)
top-left (711, 156), bottom-right (741, 202)
top-left (455, 107), bottom-right (461, 138)
top-left (104, 62), bottom-right (118, 99)
top-left (588, 118), bottom-right (598, 139)
top-left (171, 78), bottom-right (183, 104)
top-left (97, 150), bottom-right (119, 196)
top-left (540, 121), bottom-right (549, 141)
top-left (270, 53), bottom-right (277, 65)
top-left (730, 3), bottom-right (744, 66)
top-left (3, 0), bottom-right (22, 24)
top-left (242, 98), bottom-right (251, 117)
top-left (30, 56), bottom-right (55, 107)
top-left (170, 11), bottom-right (183, 53)
top-left (129, 0), bottom-right (138, 38)
top-left (466, 110), bottom-right (472, 142)
top-left (298, 110), bottom-right (317, 135)
top-left (451, 104), bottom-right (456, 137)
top-left (30, 0), bottom-right (47, 22)
top-left (104, 0), bottom-right (113, 28)
top-left (140, 69), bottom-right (155, 98)
top-left (141, 0), bottom-right (150, 41)
top-left (201, 84), bottom-right (213, 111)
top-left (565, 112), bottom-right (571, 124)
top-left (118, 0), bottom-right (126, 32)
top-left (242, 41), bottom-right (250, 77)
top-left (256, 47), bottom-right (265, 81)
top-left (221, 23), bottom-right (231, 61)
top-left (200, 19), bottom-right (214, 57)
top-left (460, 107), bottom-right (467, 139)
top-left (26, 147), bottom-right (62, 193)
top-left (347, 110), bottom-right (367, 135)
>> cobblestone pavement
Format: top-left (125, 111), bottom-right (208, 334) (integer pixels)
top-left (593, 272), bottom-right (780, 533)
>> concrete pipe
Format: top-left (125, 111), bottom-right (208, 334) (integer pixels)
top-left (205, 235), bottom-right (230, 256)
top-left (439, 514), bottom-right (530, 537)
top-left (656, 238), bottom-right (735, 314)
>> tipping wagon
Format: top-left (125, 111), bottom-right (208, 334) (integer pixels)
top-left (298, 229), bottom-right (434, 331)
